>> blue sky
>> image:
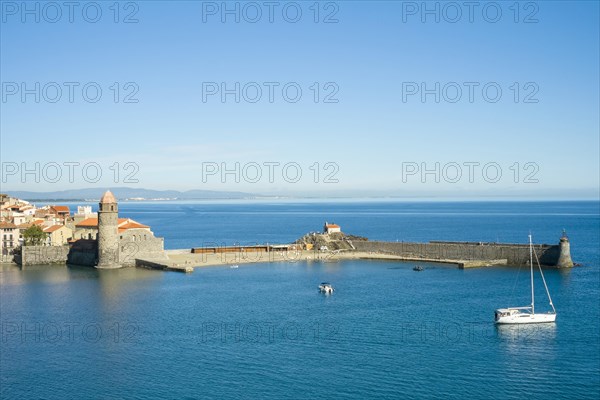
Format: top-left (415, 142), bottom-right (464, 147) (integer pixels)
top-left (1, 0), bottom-right (599, 198)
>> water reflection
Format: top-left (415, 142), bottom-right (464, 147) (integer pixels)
top-left (1, 264), bottom-right (162, 313)
top-left (495, 323), bottom-right (557, 349)
top-left (0, 264), bottom-right (71, 285)
top-left (97, 269), bottom-right (142, 309)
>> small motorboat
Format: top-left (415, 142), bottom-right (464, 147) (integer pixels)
top-left (230, 265), bottom-right (239, 269)
top-left (318, 282), bottom-right (334, 294)
top-left (413, 265), bottom-right (424, 271)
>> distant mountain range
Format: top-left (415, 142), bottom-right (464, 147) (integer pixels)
top-left (8, 188), bottom-right (254, 201)
top-left (6, 187), bottom-right (598, 202)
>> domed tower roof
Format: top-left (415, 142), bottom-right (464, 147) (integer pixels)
top-left (100, 190), bottom-right (117, 204)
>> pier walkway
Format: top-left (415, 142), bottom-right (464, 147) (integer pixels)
top-left (135, 249), bottom-right (508, 273)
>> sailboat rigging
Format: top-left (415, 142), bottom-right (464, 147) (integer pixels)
top-left (494, 234), bottom-right (557, 324)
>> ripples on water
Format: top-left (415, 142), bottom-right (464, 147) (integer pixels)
top-left (1, 201), bottom-right (599, 399)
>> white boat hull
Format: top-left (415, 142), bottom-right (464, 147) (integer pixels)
top-left (318, 283), bottom-right (334, 294)
top-left (495, 312), bottom-right (556, 324)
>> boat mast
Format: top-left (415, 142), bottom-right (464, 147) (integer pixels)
top-left (529, 234), bottom-right (535, 314)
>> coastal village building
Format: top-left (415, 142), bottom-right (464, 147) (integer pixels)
top-left (16, 221), bottom-right (44, 246)
top-left (0, 207), bottom-right (10, 220)
top-left (324, 222), bottom-right (341, 234)
top-left (43, 225), bottom-right (73, 246)
top-left (1, 195), bottom-right (37, 222)
top-left (73, 191), bottom-right (167, 267)
top-left (78, 206), bottom-right (93, 214)
top-left (0, 221), bottom-right (18, 256)
top-left (35, 205), bottom-right (70, 223)
top-left (34, 207), bottom-right (50, 218)
top-left (74, 214), bottom-right (166, 264)
top-left (74, 217), bottom-right (151, 240)
top-left (2, 191), bottom-right (166, 268)
top-left (49, 206), bottom-right (70, 220)
top-left (18, 205), bottom-right (36, 217)
top-left (74, 206), bottom-right (97, 224)
top-left (42, 215), bottom-right (63, 227)
top-left (6, 204), bottom-right (22, 212)
top-left (11, 212), bottom-right (26, 225)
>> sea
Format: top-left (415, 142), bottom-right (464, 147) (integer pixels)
top-left (1, 200), bottom-right (599, 399)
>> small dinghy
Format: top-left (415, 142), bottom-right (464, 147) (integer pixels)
top-left (413, 265), bottom-right (424, 271)
top-left (318, 282), bottom-right (334, 294)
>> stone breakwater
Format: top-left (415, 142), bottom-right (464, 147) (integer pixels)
top-left (295, 231), bottom-right (573, 268)
top-left (136, 232), bottom-right (573, 273)
top-left (12, 233), bottom-right (573, 271)
top-left (351, 239), bottom-right (572, 268)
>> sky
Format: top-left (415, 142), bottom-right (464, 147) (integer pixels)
top-left (1, 0), bottom-right (599, 199)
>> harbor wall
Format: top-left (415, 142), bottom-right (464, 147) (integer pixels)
top-left (352, 241), bottom-right (562, 267)
top-left (119, 230), bottom-right (167, 266)
top-left (16, 237), bottom-right (168, 268)
top-left (16, 245), bottom-right (70, 267)
top-left (67, 239), bottom-right (97, 267)
top-left (14, 237), bottom-right (571, 269)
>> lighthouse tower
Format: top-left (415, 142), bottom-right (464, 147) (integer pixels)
top-left (97, 190), bottom-right (121, 269)
top-left (557, 229), bottom-right (574, 268)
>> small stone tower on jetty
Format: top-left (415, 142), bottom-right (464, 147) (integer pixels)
top-left (557, 230), bottom-right (574, 268)
top-left (97, 190), bottom-right (120, 269)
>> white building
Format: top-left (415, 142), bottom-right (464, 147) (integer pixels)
top-left (74, 205), bottom-right (97, 224)
top-left (323, 222), bottom-right (341, 234)
top-left (19, 205), bottom-right (37, 216)
top-left (0, 221), bottom-right (18, 257)
top-left (77, 206), bottom-right (93, 215)
top-left (12, 212), bottom-right (26, 226)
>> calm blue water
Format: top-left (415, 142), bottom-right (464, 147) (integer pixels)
top-left (1, 201), bottom-right (599, 399)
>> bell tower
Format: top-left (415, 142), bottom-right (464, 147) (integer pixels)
top-left (97, 190), bottom-right (121, 269)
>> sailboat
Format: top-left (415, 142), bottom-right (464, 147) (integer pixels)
top-left (494, 234), bottom-right (557, 324)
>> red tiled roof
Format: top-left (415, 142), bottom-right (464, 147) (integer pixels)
top-left (51, 206), bottom-right (70, 213)
top-left (0, 221), bottom-right (18, 229)
top-left (76, 218), bottom-right (126, 227)
top-left (325, 224), bottom-right (340, 228)
top-left (43, 225), bottom-right (66, 233)
top-left (76, 218), bottom-right (106, 227)
top-left (76, 217), bottom-right (148, 231)
top-left (117, 221), bottom-right (149, 233)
